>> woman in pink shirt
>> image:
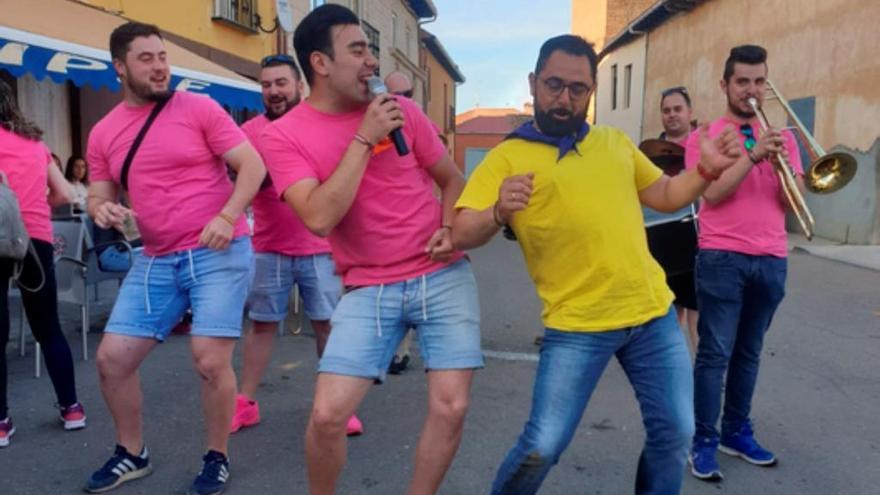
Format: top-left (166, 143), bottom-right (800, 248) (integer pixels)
top-left (0, 80), bottom-right (86, 448)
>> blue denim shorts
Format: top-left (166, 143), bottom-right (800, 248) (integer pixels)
top-left (320, 258), bottom-right (483, 382)
top-left (247, 252), bottom-right (342, 322)
top-left (105, 237), bottom-right (254, 341)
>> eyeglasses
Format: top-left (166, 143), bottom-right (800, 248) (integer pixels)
top-left (261, 54), bottom-right (296, 68)
top-left (393, 89), bottom-right (414, 98)
top-left (740, 124), bottom-right (756, 150)
top-left (662, 86), bottom-right (689, 98)
top-left (540, 77), bottom-right (591, 99)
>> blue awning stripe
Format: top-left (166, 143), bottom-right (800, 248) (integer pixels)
top-left (0, 26), bottom-right (262, 111)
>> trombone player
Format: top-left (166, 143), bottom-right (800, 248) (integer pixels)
top-left (684, 44), bottom-right (803, 482)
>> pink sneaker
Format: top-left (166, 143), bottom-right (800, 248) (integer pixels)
top-left (346, 414), bottom-right (363, 437)
top-left (0, 417), bottom-right (14, 448)
top-left (60, 403), bottom-right (87, 430)
top-left (230, 394), bottom-right (260, 433)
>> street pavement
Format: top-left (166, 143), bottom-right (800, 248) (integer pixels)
top-left (1, 235), bottom-right (878, 494)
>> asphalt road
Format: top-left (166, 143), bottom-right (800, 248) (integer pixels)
top-left (2, 236), bottom-right (878, 494)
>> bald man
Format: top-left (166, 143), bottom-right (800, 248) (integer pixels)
top-left (384, 71), bottom-right (416, 375)
top-left (385, 71), bottom-right (414, 98)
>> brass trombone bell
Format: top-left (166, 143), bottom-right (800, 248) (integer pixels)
top-left (763, 80), bottom-right (858, 194)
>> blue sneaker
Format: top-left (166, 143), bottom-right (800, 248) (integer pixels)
top-left (84, 445), bottom-right (152, 493)
top-left (720, 423), bottom-right (777, 466)
top-left (188, 450), bottom-right (230, 495)
top-left (689, 439), bottom-right (723, 481)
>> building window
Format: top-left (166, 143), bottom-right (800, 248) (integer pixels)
top-left (212, 0), bottom-right (258, 31)
top-left (623, 64), bottom-right (632, 109)
top-left (611, 64), bottom-right (618, 110)
top-left (405, 27), bottom-right (412, 58)
top-left (392, 12), bottom-right (398, 49)
top-left (426, 66), bottom-right (431, 103)
top-left (310, 0), bottom-right (325, 9)
top-left (362, 21), bottom-right (380, 72)
top-left (448, 104), bottom-right (455, 132)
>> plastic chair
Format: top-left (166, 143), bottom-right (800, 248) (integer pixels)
top-left (7, 282), bottom-right (41, 378)
top-left (52, 219), bottom-right (133, 360)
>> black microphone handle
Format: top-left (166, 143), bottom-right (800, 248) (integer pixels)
top-left (390, 128), bottom-right (410, 156)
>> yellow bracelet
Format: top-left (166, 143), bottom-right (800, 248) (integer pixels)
top-left (218, 212), bottom-right (237, 226)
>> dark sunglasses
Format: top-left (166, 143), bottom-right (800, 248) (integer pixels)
top-left (740, 124), bottom-right (757, 150)
top-left (661, 86), bottom-right (689, 98)
top-left (261, 54), bottom-right (296, 68)
top-left (393, 89), bottom-right (414, 98)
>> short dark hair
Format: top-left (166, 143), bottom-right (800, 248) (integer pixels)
top-left (723, 44), bottom-right (767, 82)
top-left (261, 54), bottom-right (302, 80)
top-left (661, 86), bottom-right (692, 108)
top-left (293, 4), bottom-right (361, 85)
top-left (534, 35), bottom-right (598, 81)
top-left (110, 21), bottom-right (163, 61)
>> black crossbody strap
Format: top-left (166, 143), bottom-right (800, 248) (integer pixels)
top-left (121, 92), bottom-right (174, 191)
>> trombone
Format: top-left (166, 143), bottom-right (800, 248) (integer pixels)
top-left (747, 80), bottom-right (857, 241)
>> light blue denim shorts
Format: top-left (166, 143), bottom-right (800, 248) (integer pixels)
top-left (246, 252), bottom-right (342, 322)
top-left (320, 258), bottom-right (483, 383)
top-left (105, 237), bottom-right (253, 341)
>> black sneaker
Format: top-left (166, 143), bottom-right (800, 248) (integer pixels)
top-left (387, 354), bottom-right (410, 375)
top-left (189, 450), bottom-right (230, 495)
top-left (84, 445), bottom-right (152, 493)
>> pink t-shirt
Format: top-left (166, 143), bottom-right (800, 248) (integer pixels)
top-left (242, 114), bottom-right (330, 256)
top-left (87, 92), bottom-right (249, 256)
top-left (0, 128), bottom-right (53, 243)
top-left (685, 116), bottom-right (803, 258)
top-left (260, 97), bottom-right (461, 285)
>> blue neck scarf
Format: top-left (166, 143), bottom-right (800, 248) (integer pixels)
top-left (505, 120), bottom-right (590, 161)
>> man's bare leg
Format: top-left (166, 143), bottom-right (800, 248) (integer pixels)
top-left (191, 336), bottom-right (237, 454)
top-left (408, 370), bottom-right (474, 495)
top-left (239, 321), bottom-right (278, 399)
top-left (312, 320), bottom-right (331, 358)
top-left (306, 373), bottom-right (372, 495)
top-left (95, 334), bottom-right (157, 455)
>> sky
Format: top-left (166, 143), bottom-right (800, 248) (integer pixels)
top-left (427, 0), bottom-right (571, 113)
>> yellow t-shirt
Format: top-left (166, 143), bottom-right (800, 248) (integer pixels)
top-left (456, 125), bottom-right (674, 332)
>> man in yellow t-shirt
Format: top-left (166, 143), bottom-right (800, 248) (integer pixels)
top-left (453, 35), bottom-right (741, 495)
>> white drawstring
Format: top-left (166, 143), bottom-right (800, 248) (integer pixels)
top-left (375, 284), bottom-right (385, 337)
top-left (187, 250), bottom-right (198, 283)
top-left (420, 274), bottom-right (428, 321)
top-left (144, 256), bottom-right (156, 314)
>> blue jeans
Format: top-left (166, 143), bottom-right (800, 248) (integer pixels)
top-left (492, 307), bottom-right (693, 495)
top-left (693, 250), bottom-right (786, 443)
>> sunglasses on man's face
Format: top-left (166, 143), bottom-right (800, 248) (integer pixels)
top-left (261, 54), bottom-right (296, 68)
top-left (661, 86), bottom-right (688, 98)
top-left (393, 89), bottom-right (414, 98)
top-left (740, 124), bottom-right (757, 150)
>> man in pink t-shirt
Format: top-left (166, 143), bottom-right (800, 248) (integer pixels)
top-left (83, 22), bottom-right (266, 495)
top-left (684, 45), bottom-right (804, 483)
top-left (230, 54), bottom-right (354, 436)
top-left (260, 5), bottom-right (482, 493)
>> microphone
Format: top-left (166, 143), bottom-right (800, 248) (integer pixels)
top-left (366, 76), bottom-right (410, 156)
